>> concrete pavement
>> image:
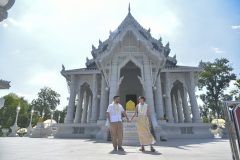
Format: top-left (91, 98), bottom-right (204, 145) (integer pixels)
top-left (0, 137), bottom-right (232, 160)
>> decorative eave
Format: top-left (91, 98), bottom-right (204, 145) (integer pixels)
top-left (85, 57), bottom-right (98, 69)
top-left (166, 55), bottom-right (177, 65)
top-left (61, 68), bottom-right (101, 76)
top-left (0, 79), bottom-right (11, 89)
top-left (161, 65), bottom-right (204, 73)
top-left (60, 65), bottom-right (101, 92)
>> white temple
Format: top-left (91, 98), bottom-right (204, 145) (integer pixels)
top-left (55, 5), bottom-right (212, 140)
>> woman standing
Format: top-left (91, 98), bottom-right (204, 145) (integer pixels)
top-left (130, 96), bottom-right (156, 152)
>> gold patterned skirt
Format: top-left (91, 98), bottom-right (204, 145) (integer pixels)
top-left (136, 115), bottom-right (156, 145)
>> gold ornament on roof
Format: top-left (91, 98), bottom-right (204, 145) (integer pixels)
top-left (126, 100), bottom-right (135, 111)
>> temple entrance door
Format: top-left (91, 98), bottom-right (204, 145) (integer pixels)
top-left (119, 61), bottom-right (142, 110)
top-left (126, 94), bottom-right (137, 107)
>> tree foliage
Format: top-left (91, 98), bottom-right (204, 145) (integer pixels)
top-left (0, 93), bottom-right (30, 129)
top-left (198, 58), bottom-right (236, 118)
top-left (31, 87), bottom-right (60, 120)
top-left (230, 78), bottom-right (240, 100)
top-left (0, 87), bottom-right (61, 134)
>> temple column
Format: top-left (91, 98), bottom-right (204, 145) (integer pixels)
top-left (175, 90), bottom-right (184, 123)
top-left (181, 87), bottom-right (191, 123)
top-left (90, 74), bottom-right (99, 123)
top-left (143, 55), bottom-right (157, 127)
top-left (108, 60), bottom-right (118, 104)
top-left (154, 74), bottom-right (164, 120)
top-left (99, 75), bottom-right (109, 120)
top-left (164, 72), bottom-right (174, 123)
top-left (81, 92), bottom-right (89, 123)
top-left (64, 75), bottom-right (77, 123)
top-left (87, 95), bottom-right (92, 123)
top-left (188, 72), bottom-right (202, 123)
top-left (74, 91), bottom-right (83, 123)
top-left (171, 94), bottom-right (178, 123)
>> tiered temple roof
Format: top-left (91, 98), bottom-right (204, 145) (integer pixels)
top-left (62, 4), bottom-right (202, 74)
top-left (88, 4), bottom-right (173, 68)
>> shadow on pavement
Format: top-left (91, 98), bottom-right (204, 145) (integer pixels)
top-left (140, 151), bottom-right (162, 155)
top-left (109, 150), bottom-right (127, 155)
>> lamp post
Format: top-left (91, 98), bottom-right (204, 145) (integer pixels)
top-left (48, 110), bottom-right (54, 136)
top-left (58, 113), bottom-right (60, 123)
top-left (50, 110), bottom-right (54, 124)
top-left (15, 104), bottom-right (20, 124)
top-left (0, 0), bottom-right (15, 22)
top-left (9, 102), bottom-right (20, 137)
top-left (42, 110), bottom-right (45, 120)
top-left (25, 107), bottom-right (34, 137)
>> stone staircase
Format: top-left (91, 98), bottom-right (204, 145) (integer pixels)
top-left (122, 111), bottom-right (140, 146)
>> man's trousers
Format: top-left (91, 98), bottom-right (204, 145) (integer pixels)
top-left (109, 121), bottom-right (123, 148)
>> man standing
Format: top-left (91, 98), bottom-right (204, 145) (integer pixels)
top-left (107, 95), bottom-right (129, 151)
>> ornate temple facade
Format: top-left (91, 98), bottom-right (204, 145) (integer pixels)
top-left (55, 6), bottom-right (212, 140)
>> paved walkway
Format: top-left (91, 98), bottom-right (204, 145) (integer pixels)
top-left (0, 137), bottom-right (232, 160)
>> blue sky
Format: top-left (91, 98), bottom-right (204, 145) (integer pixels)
top-left (0, 0), bottom-right (240, 110)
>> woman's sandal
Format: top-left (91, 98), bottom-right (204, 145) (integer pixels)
top-left (139, 147), bottom-right (145, 151)
top-left (150, 147), bottom-right (156, 152)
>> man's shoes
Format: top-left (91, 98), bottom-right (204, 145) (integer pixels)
top-left (113, 147), bottom-right (117, 151)
top-left (118, 147), bottom-right (124, 151)
top-left (139, 146), bottom-right (145, 151)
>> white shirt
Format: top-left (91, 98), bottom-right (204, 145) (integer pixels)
top-left (107, 103), bottom-right (124, 122)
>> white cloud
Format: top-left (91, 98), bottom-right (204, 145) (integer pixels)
top-left (211, 47), bottom-right (225, 54)
top-left (231, 25), bottom-right (240, 29)
top-left (28, 71), bottom-right (59, 89)
top-left (8, 18), bottom-right (32, 28)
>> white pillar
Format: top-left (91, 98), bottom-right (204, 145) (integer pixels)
top-left (87, 95), bottom-right (92, 123)
top-left (175, 90), bottom-right (184, 123)
top-left (154, 74), bottom-right (164, 120)
top-left (81, 92), bottom-right (88, 123)
top-left (64, 75), bottom-right (77, 123)
top-left (181, 87), bottom-right (192, 123)
top-left (108, 60), bottom-right (118, 104)
top-left (74, 91), bottom-right (83, 123)
top-left (99, 75), bottom-right (108, 120)
top-left (143, 55), bottom-right (157, 127)
top-left (90, 74), bottom-right (99, 123)
top-left (164, 72), bottom-right (174, 123)
top-left (171, 94), bottom-right (178, 123)
top-left (188, 72), bottom-right (202, 123)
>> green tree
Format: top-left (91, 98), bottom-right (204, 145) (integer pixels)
top-left (53, 109), bottom-right (64, 123)
top-left (31, 87), bottom-right (60, 120)
top-left (198, 58), bottom-right (236, 118)
top-left (230, 78), bottom-right (240, 100)
top-left (199, 104), bottom-right (209, 118)
top-left (0, 93), bottom-right (30, 129)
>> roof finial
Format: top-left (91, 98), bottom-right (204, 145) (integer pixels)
top-left (128, 3), bottom-right (131, 13)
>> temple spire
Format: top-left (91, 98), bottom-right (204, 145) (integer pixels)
top-left (128, 3), bottom-right (131, 13)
